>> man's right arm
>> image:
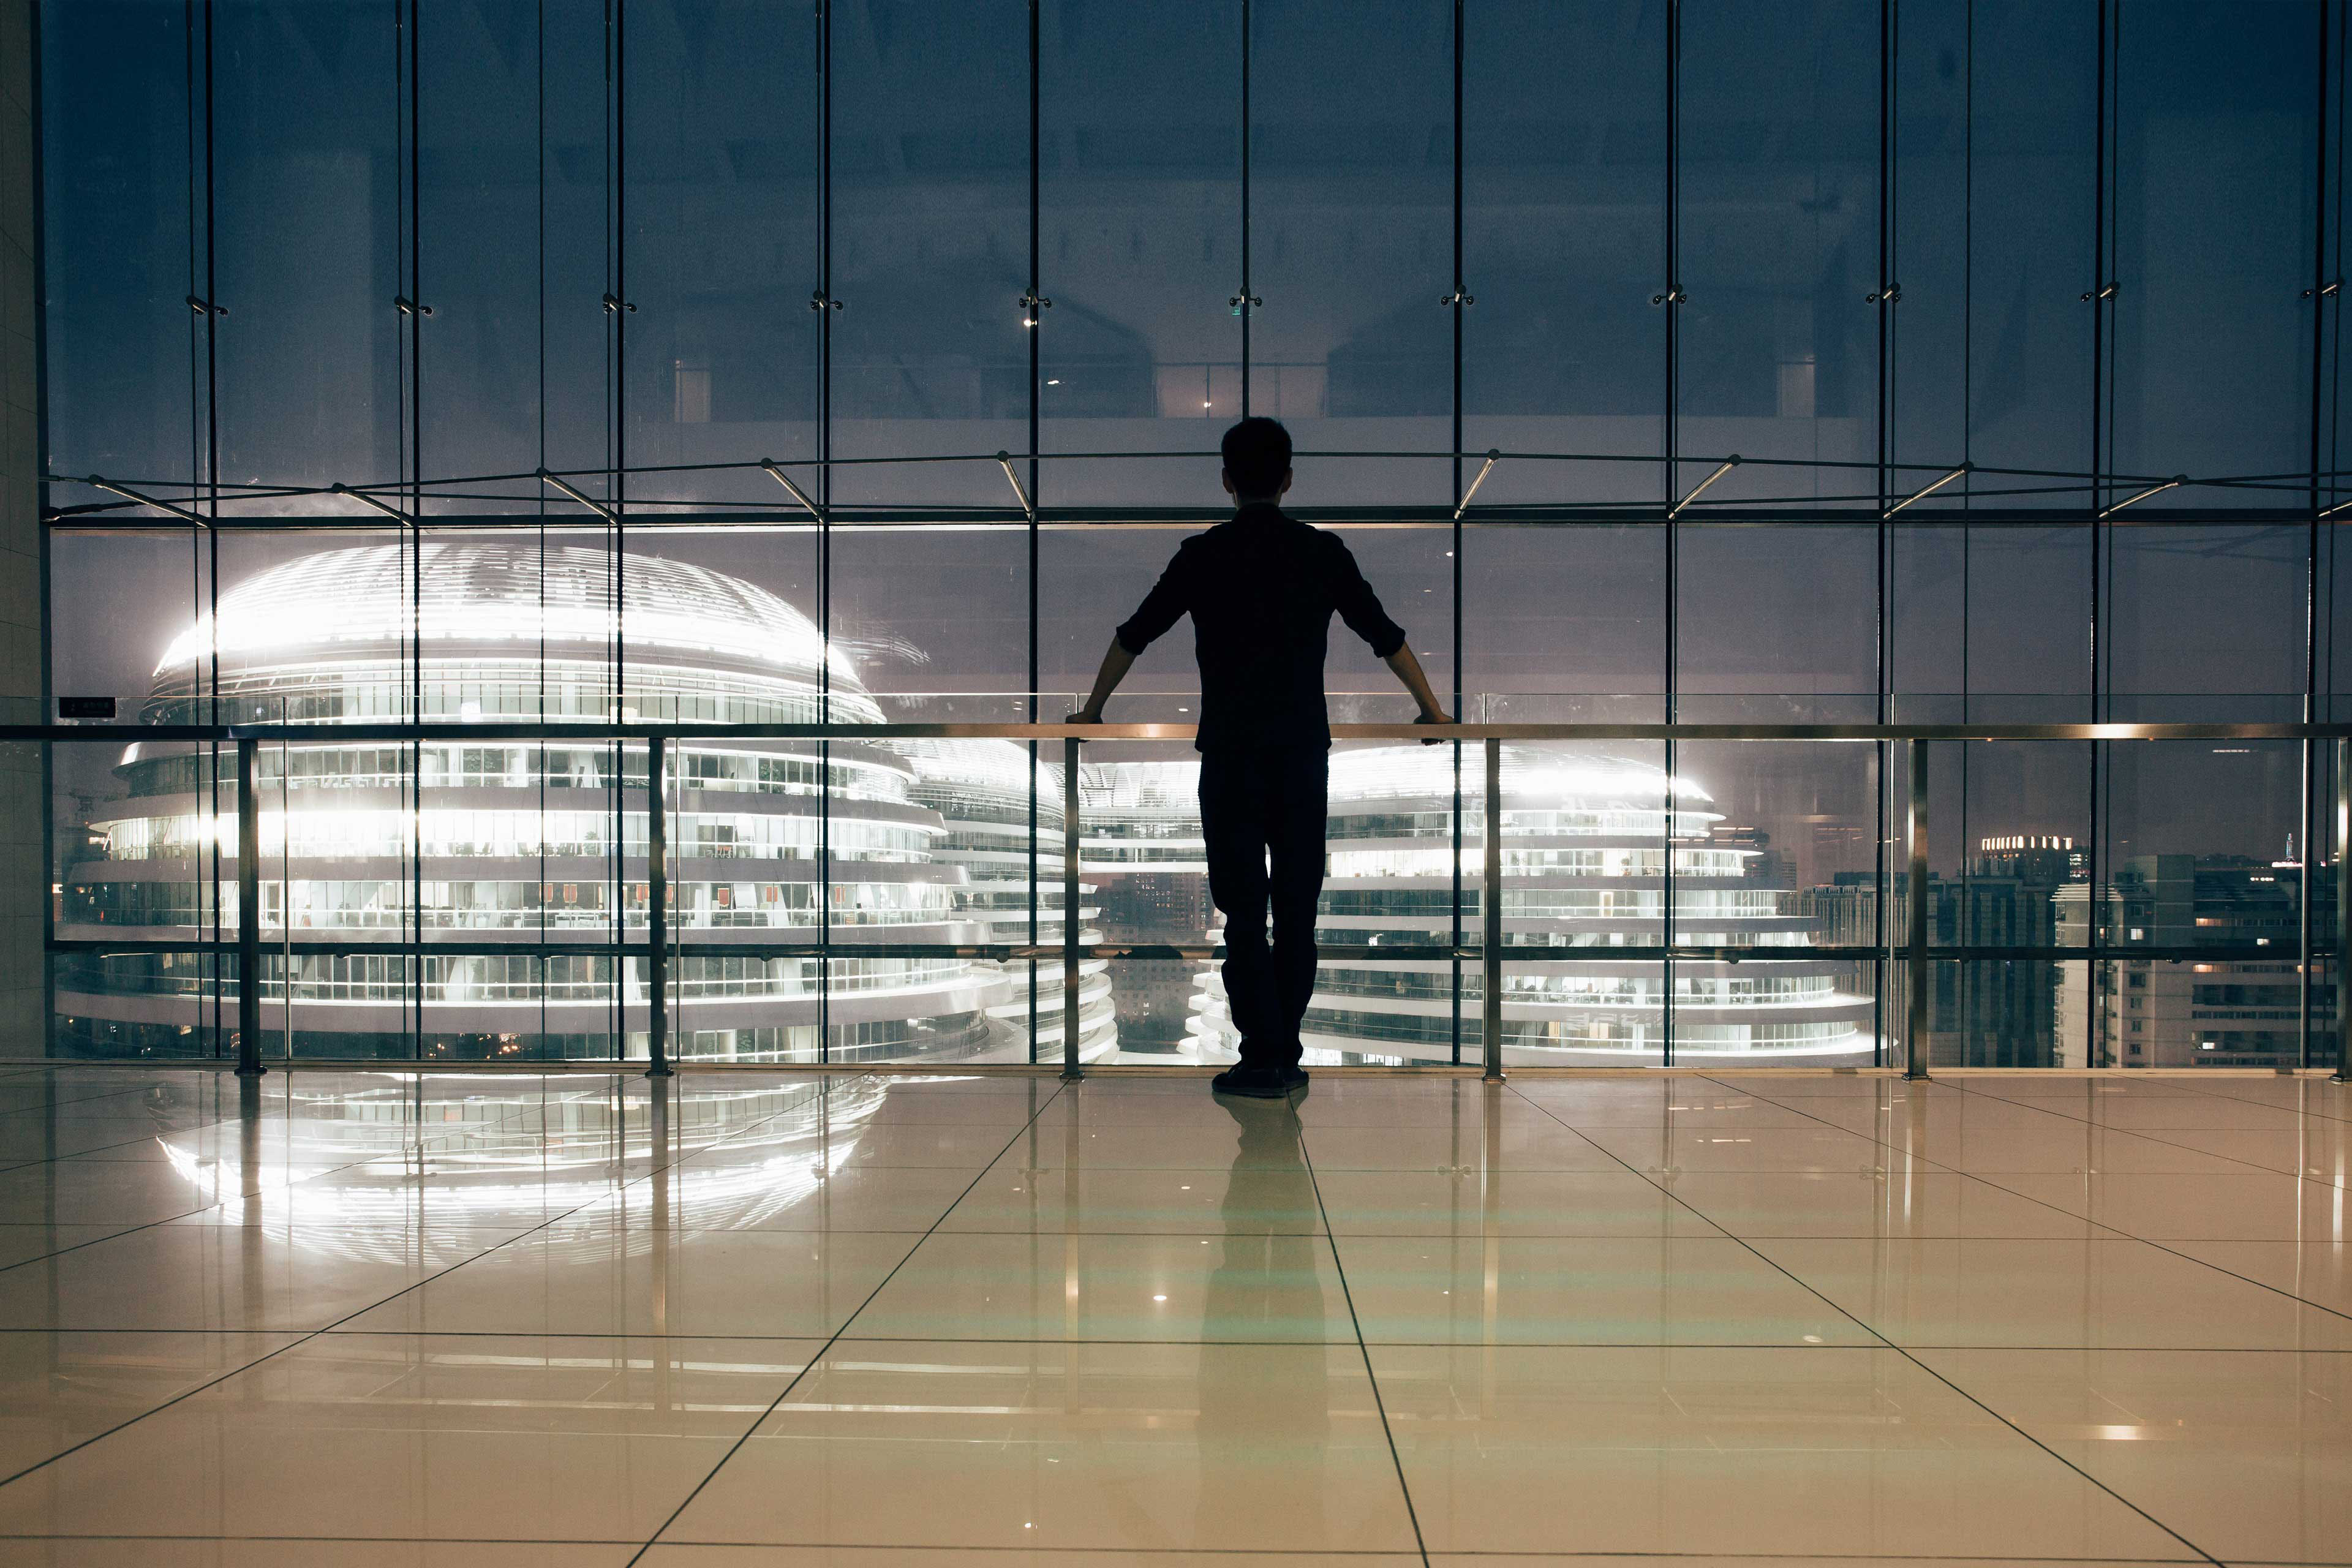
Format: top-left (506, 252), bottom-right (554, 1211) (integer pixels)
top-left (1325, 534), bottom-right (1452, 735)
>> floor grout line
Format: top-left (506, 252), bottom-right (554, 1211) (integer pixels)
top-left (1963, 1071), bottom-right (2352, 1128)
top-left (1291, 1087), bottom-right (1435, 1568)
top-left (0, 1071), bottom-right (846, 1497)
top-left (1928, 1076), bottom-right (2352, 1184)
top-left (622, 1074), bottom-right (1074, 1566)
top-left (7, 1068), bottom-right (2349, 1558)
top-left (1714, 1073), bottom-right (2352, 1327)
top-left (1509, 1079), bottom-right (2230, 1568)
top-left (0, 1084), bottom-right (609, 1279)
top-left (0, 1325), bottom-right (2344, 1352)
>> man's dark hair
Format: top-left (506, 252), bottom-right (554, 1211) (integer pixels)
top-left (1220, 417), bottom-right (1293, 499)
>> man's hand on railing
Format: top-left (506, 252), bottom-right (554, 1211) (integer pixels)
top-left (1415, 707), bottom-right (1453, 745)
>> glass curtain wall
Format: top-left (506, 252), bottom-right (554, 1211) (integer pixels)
top-left (34, 0), bottom-right (2352, 1069)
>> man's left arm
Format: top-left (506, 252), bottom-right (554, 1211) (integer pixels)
top-left (1069, 638), bottom-right (1138, 725)
top-left (1329, 537), bottom-right (1452, 732)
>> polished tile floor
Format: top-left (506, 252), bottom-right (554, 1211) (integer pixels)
top-left (0, 1067), bottom-right (2346, 1564)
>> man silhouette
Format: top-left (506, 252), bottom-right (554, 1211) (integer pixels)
top-left (1069, 418), bottom-right (1451, 1097)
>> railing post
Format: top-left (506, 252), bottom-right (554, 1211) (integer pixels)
top-left (2337, 737), bottom-right (2350, 1083)
top-left (1906, 738), bottom-right (1930, 1081)
top-left (1483, 736), bottom-right (1504, 1082)
top-left (1063, 735), bottom-right (1084, 1082)
top-left (645, 734), bottom-right (672, 1077)
top-left (235, 737), bottom-right (265, 1078)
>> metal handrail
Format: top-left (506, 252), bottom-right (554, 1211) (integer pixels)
top-left (12, 719), bottom-right (2352, 744)
top-left (23, 719), bottom-right (2351, 1085)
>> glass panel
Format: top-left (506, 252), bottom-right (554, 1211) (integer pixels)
top-left (241, 532), bottom-right (428, 1061)
top-left (1462, 0), bottom-right (1667, 507)
top-left (2110, 1), bottom-right (2318, 510)
top-left (1039, 0), bottom-right (1243, 508)
top-left (52, 540), bottom-right (221, 1056)
top-left (211, 0), bottom-right (399, 492)
top-left (2105, 524), bottom-right (2309, 718)
top-left (2095, 739), bottom-right (2305, 960)
top-left (52, 715), bottom-right (230, 1061)
top-left (1080, 744), bottom-right (1220, 1064)
top-left (1676, 524), bottom-right (1880, 720)
top-left (1326, 527), bottom-right (1454, 724)
top-left (1676, 741), bottom-right (1883, 1067)
top-left (828, 0), bottom-right (1030, 509)
top-left (1911, 959), bottom-right (2081, 1068)
top-left (1891, 524), bottom-right (2094, 715)
top-left (1889, 0), bottom-right (1968, 511)
top-left (542, 1), bottom-right (613, 483)
top-left (2080, 956), bottom-right (2307, 1069)
top-left (1467, 523), bottom-right (1666, 717)
top-left (832, 524), bottom-right (1030, 718)
top-left (1912, 739), bottom-right (2092, 949)
top-left (50, 529), bottom-right (204, 726)
top-left (1246, 0), bottom-right (1453, 505)
top-left (1314, 741), bottom-right (1467, 1068)
top-left (1678, 957), bottom-right (1877, 1068)
top-left (623, 0), bottom-right (822, 505)
top-left (418, 0), bottom-right (546, 514)
top-left (1967, 0), bottom-right (2098, 507)
top-left (1677, 0), bottom-right (1880, 510)
top-left (1481, 742), bottom-right (1667, 1068)
top-left (1041, 527), bottom-right (1202, 720)
top-left (40, 0), bottom-right (195, 485)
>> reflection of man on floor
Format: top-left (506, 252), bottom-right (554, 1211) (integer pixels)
top-left (1070, 418), bottom-right (1451, 1098)
top-left (1193, 1095), bottom-right (1331, 1543)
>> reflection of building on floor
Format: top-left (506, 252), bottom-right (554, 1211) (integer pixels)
top-left (1079, 747), bottom-right (1874, 1068)
top-left (2054, 852), bottom-right (2335, 1068)
top-left (1798, 839), bottom-right (2078, 1068)
top-left (55, 544), bottom-right (1090, 1065)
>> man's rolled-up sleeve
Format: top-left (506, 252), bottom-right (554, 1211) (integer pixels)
top-left (1114, 541), bottom-right (1194, 654)
top-left (1328, 535), bottom-right (1408, 660)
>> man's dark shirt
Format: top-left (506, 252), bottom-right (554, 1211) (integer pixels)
top-left (1114, 502), bottom-right (1408, 753)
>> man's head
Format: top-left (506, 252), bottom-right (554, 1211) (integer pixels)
top-left (1219, 417), bottom-right (1293, 505)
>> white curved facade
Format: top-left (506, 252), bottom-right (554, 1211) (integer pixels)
top-left (53, 542), bottom-right (1869, 1068)
top-left (899, 738), bottom-right (1118, 1061)
top-left (57, 543), bottom-right (1042, 1064)
top-left (1085, 747), bottom-right (1875, 1067)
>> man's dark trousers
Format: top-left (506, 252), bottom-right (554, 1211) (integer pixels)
top-left (1198, 745), bottom-right (1328, 1071)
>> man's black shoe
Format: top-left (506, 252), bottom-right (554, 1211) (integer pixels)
top-left (1278, 1065), bottom-right (1310, 1093)
top-left (1211, 1064), bottom-right (1290, 1099)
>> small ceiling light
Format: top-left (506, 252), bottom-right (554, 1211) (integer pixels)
top-left (1046, 378), bottom-right (1061, 385)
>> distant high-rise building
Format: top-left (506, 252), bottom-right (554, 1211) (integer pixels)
top-left (2056, 853), bottom-right (2334, 1068)
top-left (1795, 837), bottom-right (2077, 1068)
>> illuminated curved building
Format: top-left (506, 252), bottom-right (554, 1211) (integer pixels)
top-left (899, 738), bottom-right (1118, 1061)
top-left (55, 543), bottom-right (1020, 1063)
top-left (1093, 747), bottom-right (1874, 1066)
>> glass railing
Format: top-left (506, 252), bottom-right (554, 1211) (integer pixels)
top-left (20, 712), bottom-right (2351, 1078)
